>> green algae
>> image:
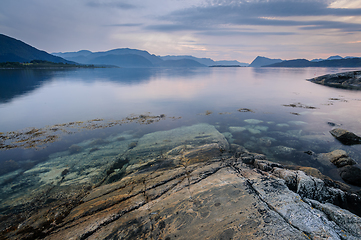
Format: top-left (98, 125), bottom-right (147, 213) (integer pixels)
top-left (0, 114), bottom-right (170, 151)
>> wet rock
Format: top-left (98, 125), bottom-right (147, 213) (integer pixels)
top-left (243, 168), bottom-right (360, 240)
top-left (296, 166), bottom-right (332, 181)
top-left (254, 159), bottom-right (283, 171)
top-left (339, 165), bottom-right (361, 186)
top-left (239, 149), bottom-right (361, 217)
top-left (221, 132), bottom-right (234, 143)
top-left (306, 199), bottom-right (361, 238)
top-left (2, 124), bottom-right (361, 240)
top-left (68, 144), bottom-right (82, 154)
top-left (317, 149), bottom-right (356, 168)
top-left (257, 137), bottom-right (276, 147)
top-left (330, 128), bottom-right (361, 145)
top-left (327, 122), bottom-right (336, 127)
top-left (308, 70), bottom-right (361, 90)
top-left (120, 123), bottom-right (229, 168)
top-left (271, 146), bottom-right (296, 158)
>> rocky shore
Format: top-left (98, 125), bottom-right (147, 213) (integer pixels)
top-left (1, 124), bottom-right (361, 239)
top-left (308, 70), bottom-right (361, 90)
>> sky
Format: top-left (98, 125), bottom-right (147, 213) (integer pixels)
top-left (1, 0), bottom-right (361, 63)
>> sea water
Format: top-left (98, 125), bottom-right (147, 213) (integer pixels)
top-left (1, 67), bottom-right (361, 208)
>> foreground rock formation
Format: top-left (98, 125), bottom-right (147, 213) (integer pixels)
top-left (308, 70), bottom-right (361, 90)
top-left (1, 124), bottom-right (361, 239)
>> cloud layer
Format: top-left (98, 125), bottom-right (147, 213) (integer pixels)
top-left (1, 0), bottom-right (361, 62)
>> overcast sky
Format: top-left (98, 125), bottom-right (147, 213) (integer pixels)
top-left (1, 0), bottom-right (361, 63)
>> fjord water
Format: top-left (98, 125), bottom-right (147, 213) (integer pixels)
top-left (1, 67), bottom-right (361, 182)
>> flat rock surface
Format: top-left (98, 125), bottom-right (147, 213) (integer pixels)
top-left (2, 124), bottom-right (361, 240)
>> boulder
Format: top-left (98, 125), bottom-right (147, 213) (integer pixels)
top-left (330, 128), bottom-right (361, 145)
top-left (317, 149), bottom-right (356, 168)
top-left (339, 165), bottom-right (361, 186)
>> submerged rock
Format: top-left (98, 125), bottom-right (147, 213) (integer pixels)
top-left (228, 126), bottom-right (246, 133)
top-left (339, 165), bottom-right (361, 187)
top-left (330, 128), bottom-right (361, 145)
top-left (316, 149), bottom-right (354, 167)
top-left (306, 149), bottom-right (361, 187)
top-left (244, 119), bottom-right (263, 124)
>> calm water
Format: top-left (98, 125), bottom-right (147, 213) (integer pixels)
top-left (1, 67), bottom-right (361, 185)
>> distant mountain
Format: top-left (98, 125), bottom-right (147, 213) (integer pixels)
top-left (215, 60), bottom-right (248, 66)
top-left (311, 58), bottom-right (325, 62)
top-left (161, 55), bottom-right (215, 66)
top-left (90, 54), bottom-right (153, 67)
top-left (249, 56), bottom-right (283, 67)
top-left (160, 55), bottom-right (248, 66)
top-left (327, 55), bottom-right (343, 60)
top-left (0, 34), bottom-right (72, 63)
top-left (54, 50), bottom-right (211, 68)
top-left (52, 50), bottom-right (92, 59)
top-left (264, 58), bottom-right (361, 67)
top-left (159, 59), bottom-right (206, 68)
top-left (311, 55), bottom-right (359, 62)
top-left (54, 48), bottom-right (163, 67)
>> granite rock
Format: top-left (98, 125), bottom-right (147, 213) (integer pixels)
top-left (2, 124), bottom-right (361, 240)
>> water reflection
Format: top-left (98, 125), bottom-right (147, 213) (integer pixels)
top-left (1, 67), bottom-right (361, 239)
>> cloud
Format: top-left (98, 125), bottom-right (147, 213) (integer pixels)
top-left (200, 30), bottom-right (296, 36)
top-left (86, 0), bottom-right (137, 9)
top-left (147, 0), bottom-right (361, 33)
top-left (106, 23), bottom-right (143, 27)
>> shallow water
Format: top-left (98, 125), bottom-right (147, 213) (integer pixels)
top-left (1, 67), bottom-right (361, 205)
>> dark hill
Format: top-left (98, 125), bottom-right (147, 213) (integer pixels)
top-left (90, 54), bottom-right (153, 68)
top-left (249, 56), bottom-right (283, 67)
top-left (313, 58), bottom-right (361, 67)
top-left (0, 34), bottom-right (72, 63)
top-left (264, 58), bottom-right (361, 67)
top-left (265, 59), bottom-right (312, 67)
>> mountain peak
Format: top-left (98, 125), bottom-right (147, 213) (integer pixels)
top-left (0, 34), bottom-right (72, 63)
top-left (249, 56), bottom-right (283, 67)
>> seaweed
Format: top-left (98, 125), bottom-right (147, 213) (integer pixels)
top-left (0, 113), bottom-right (173, 151)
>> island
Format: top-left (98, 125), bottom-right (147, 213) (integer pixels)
top-left (0, 60), bottom-right (99, 69)
top-left (308, 70), bottom-right (361, 90)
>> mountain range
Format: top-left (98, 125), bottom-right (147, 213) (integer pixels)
top-left (250, 55), bottom-right (361, 67)
top-left (52, 49), bottom-right (211, 68)
top-left (1, 33), bottom-right (361, 68)
top-left (160, 55), bottom-right (248, 67)
top-left (264, 58), bottom-right (361, 68)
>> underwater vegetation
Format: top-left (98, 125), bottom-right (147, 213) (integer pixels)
top-left (0, 114), bottom-right (169, 150)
